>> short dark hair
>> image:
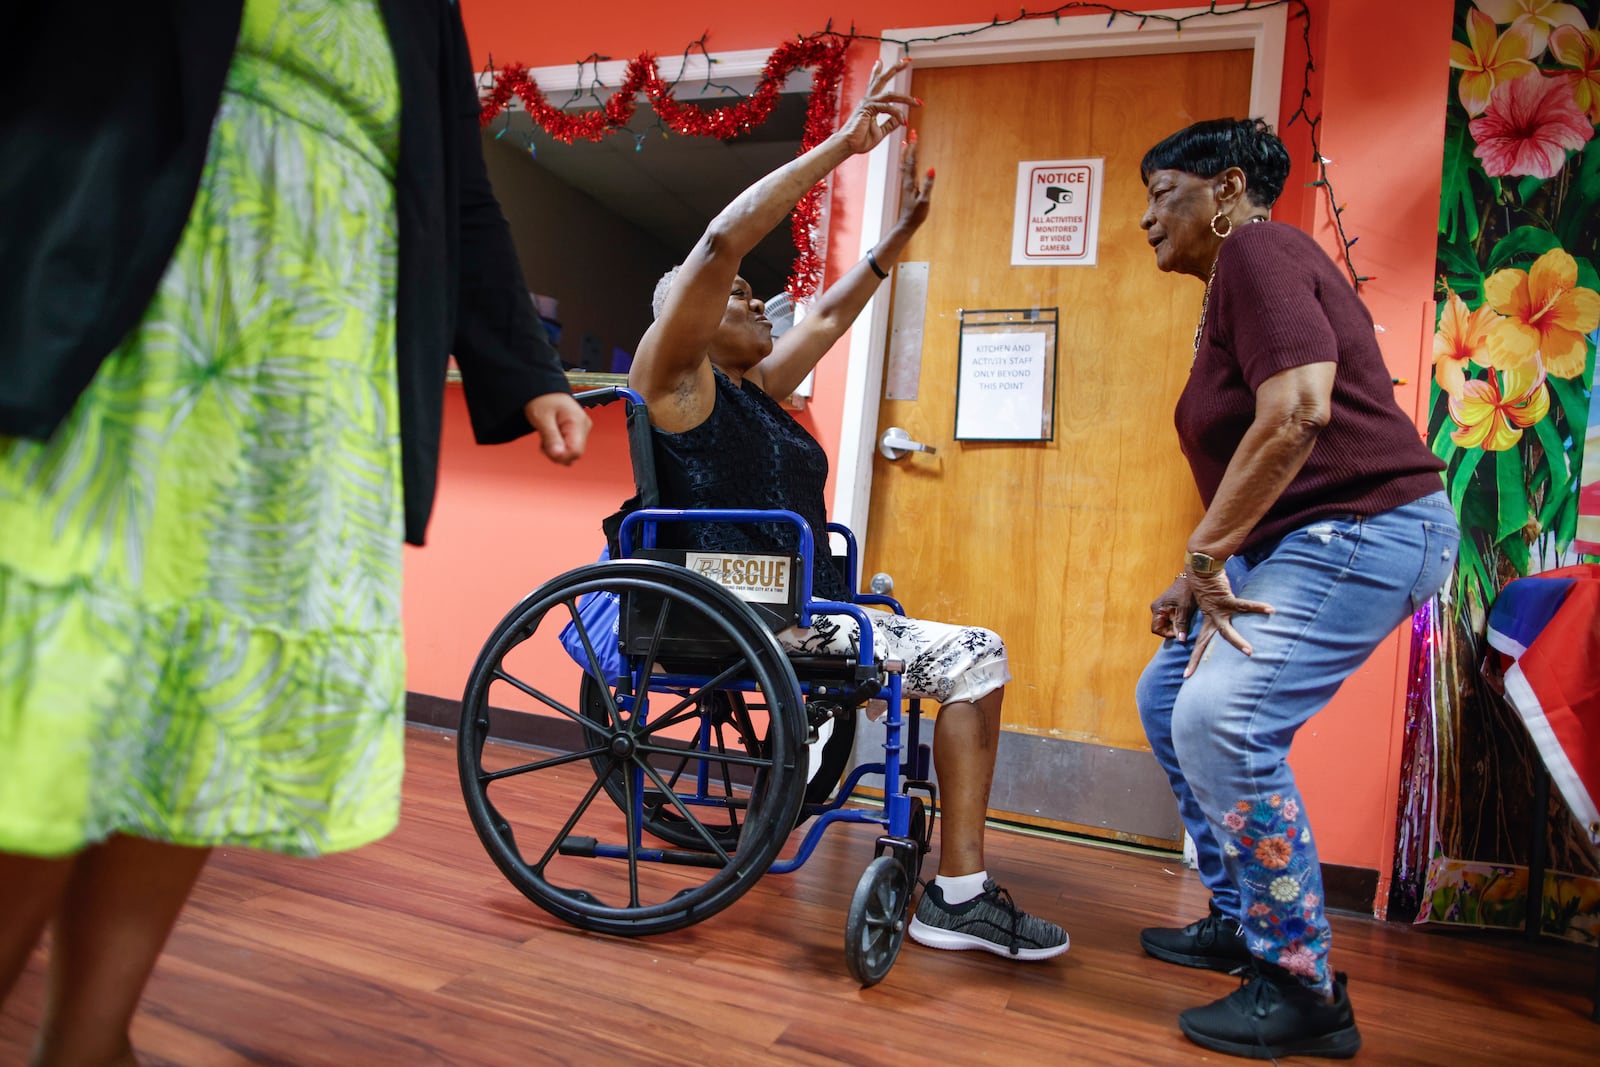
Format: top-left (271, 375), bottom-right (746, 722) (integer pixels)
top-left (1139, 118), bottom-right (1291, 208)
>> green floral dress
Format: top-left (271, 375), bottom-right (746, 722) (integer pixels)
top-left (0, 0), bottom-right (406, 857)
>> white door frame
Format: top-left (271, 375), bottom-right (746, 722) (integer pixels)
top-left (831, 4), bottom-right (1287, 542)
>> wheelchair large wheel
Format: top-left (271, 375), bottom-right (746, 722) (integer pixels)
top-left (844, 855), bottom-right (912, 986)
top-left (459, 559), bottom-right (807, 937)
top-left (580, 674), bottom-right (860, 849)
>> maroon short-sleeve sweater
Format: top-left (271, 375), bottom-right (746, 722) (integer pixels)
top-left (1176, 221), bottom-right (1445, 553)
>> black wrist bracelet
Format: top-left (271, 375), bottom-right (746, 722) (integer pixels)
top-left (866, 249), bottom-right (889, 280)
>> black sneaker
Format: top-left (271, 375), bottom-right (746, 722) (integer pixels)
top-left (1179, 969), bottom-right (1362, 1060)
top-left (907, 879), bottom-right (1069, 960)
top-left (1140, 900), bottom-right (1253, 972)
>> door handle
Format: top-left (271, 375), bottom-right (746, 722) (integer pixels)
top-left (879, 426), bottom-right (937, 461)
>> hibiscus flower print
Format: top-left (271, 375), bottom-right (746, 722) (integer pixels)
top-left (1433, 290), bottom-right (1503, 398)
top-left (1482, 247), bottom-right (1600, 378)
top-left (1470, 73), bottom-right (1593, 179)
top-left (1449, 359), bottom-right (1550, 451)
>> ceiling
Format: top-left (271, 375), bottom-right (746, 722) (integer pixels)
top-left (487, 90), bottom-right (812, 301)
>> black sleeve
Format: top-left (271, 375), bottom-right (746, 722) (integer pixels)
top-left (443, 5), bottom-right (571, 444)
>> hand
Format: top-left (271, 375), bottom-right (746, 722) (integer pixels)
top-left (1181, 569), bottom-right (1275, 678)
top-left (835, 58), bottom-right (919, 157)
top-left (1149, 575), bottom-right (1196, 641)
top-left (894, 134), bottom-right (935, 233)
top-left (523, 392), bottom-right (591, 466)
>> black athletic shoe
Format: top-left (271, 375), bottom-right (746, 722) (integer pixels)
top-left (1179, 969), bottom-right (1362, 1060)
top-left (907, 880), bottom-right (1069, 960)
top-left (1140, 900), bottom-right (1253, 972)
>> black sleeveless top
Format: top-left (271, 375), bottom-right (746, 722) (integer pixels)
top-left (650, 368), bottom-right (847, 602)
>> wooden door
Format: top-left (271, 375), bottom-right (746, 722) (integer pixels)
top-left (862, 51), bottom-right (1253, 846)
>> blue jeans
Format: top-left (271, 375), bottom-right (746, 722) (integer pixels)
top-left (1135, 492), bottom-right (1458, 992)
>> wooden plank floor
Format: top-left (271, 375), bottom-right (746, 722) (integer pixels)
top-left (4, 726), bottom-right (1595, 1065)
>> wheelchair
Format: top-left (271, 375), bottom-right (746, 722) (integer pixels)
top-left (456, 386), bottom-right (937, 985)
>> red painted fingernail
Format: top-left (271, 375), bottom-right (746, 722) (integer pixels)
top-left (927, 167), bottom-right (935, 178)
top-left (914, 97), bottom-right (924, 105)
top-left (908, 128), bottom-right (918, 144)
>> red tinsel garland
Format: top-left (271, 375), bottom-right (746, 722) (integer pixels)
top-left (480, 38), bottom-right (848, 300)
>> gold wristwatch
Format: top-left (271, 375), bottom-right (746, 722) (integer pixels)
top-left (1185, 550), bottom-right (1227, 576)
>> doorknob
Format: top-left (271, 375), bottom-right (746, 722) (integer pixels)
top-left (879, 426), bottom-right (937, 461)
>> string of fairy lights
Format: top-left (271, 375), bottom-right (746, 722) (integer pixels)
top-left (480, 0), bottom-right (1367, 293)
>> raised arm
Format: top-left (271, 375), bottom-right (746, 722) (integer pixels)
top-left (629, 58), bottom-right (917, 420)
top-left (747, 138), bottom-right (934, 401)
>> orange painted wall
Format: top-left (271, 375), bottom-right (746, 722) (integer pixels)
top-left (406, 0), bottom-right (1455, 895)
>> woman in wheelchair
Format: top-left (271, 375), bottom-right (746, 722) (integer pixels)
top-left (623, 57), bottom-right (1068, 962)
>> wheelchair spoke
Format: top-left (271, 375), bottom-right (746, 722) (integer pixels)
top-left (709, 720), bottom-right (743, 838)
top-left (628, 597), bottom-right (674, 716)
top-left (561, 597), bottom-right (619, 729)
top-left (728, 696), bottom-right (776, 761)
top-left (530, 768), bottom-right (612, 874)
top-left (478, 745), bottom-right (608, 783)
top-left (637, 661), bottom-right (750, 737)
top-left (634, 742), bottom-right (772, 771)
top-left (620, 747), bottom-right (643, 909)
top-left (636, 759), bottom-right (733, 864)
top-left (491, 668), bottom-right (593, 731)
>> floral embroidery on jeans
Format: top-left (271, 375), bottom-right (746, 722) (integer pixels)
top-left (1216, 792), bottom-right (1332, 992)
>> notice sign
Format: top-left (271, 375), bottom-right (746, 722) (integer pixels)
top-left (955, 330), bottom-right (1051, 440)
top-left (1011, 158), bottom-right (1103, 267)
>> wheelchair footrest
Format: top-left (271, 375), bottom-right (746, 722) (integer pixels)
top-left (559, 836), bottom-right (731, 868)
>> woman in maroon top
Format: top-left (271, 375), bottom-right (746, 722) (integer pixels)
top-left (1131, 118), bottom-right (1458, 1060)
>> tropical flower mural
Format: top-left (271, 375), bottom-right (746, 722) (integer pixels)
top-left (1398, 0), bottom-right (1600, 946)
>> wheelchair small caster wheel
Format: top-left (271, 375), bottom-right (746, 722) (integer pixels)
top-left (844, 855), bottom-right (912, 986)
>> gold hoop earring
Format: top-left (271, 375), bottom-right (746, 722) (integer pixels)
top-left (1210, 212), bottom-right (1233, 238)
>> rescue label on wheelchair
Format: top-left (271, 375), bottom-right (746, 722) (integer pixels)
top-left (686, 552), bottom-right (792, 603)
